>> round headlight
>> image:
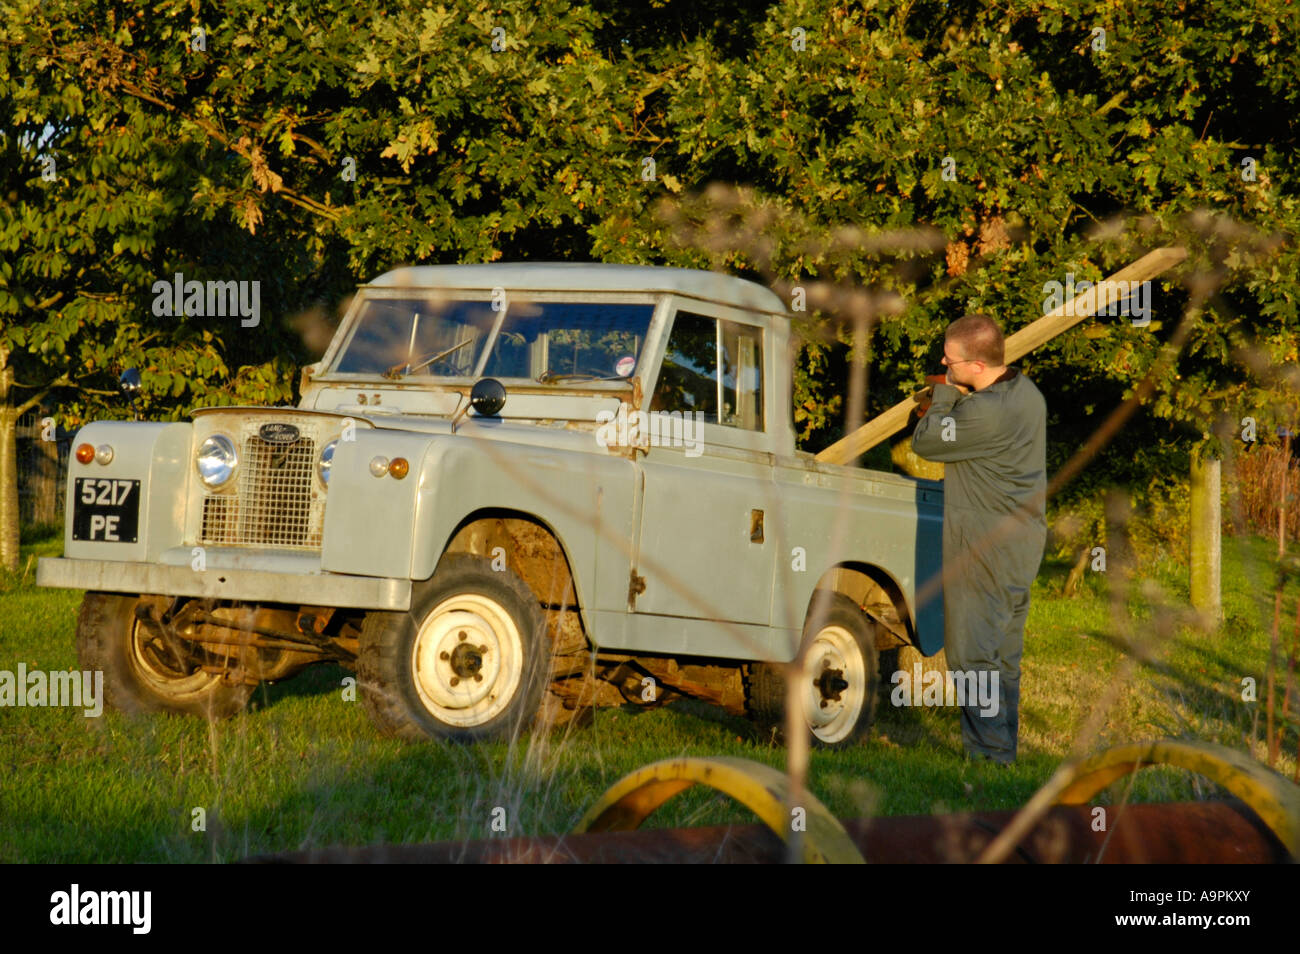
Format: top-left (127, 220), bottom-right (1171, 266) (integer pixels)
top-left (196, 434), bottom-right (238, 488)
top-left (319, 439), bottom-right (339, 486)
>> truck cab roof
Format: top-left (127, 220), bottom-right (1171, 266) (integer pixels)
top-left (364, 263), bottom-right (788, 315)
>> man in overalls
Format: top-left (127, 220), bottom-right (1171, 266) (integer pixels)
top-left (912, 313), bottom-right (1047, 764)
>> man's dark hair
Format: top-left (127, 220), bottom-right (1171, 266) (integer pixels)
top-left (946, 313), bottom-right (1005, 366)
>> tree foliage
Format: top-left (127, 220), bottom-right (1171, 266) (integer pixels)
top-left (1, 0), bottom-right (1297, 567)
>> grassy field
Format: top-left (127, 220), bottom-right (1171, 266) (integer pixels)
top-left (1, 526), bottom-right (1296, 863)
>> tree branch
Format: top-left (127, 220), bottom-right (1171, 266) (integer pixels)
top-left (63, 53), bottom-right (346, 226)
top-left (14, 388), bottom-right (53, 418)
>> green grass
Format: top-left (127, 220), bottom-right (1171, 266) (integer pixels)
top-left (1, 527), bottom-right (1296, 862)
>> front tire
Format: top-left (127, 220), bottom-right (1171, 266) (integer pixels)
top-left (76, 592), bottom-right (255, 719)
top-left (746, 593), bottom-right (881, 747)
top-left (357, 555), bottom-right (548, 742)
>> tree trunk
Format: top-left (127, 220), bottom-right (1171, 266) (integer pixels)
top-left (0, 341), bottom-right (16, 569)
top-left (0, 342), bottom-right (41, 571)
top-left (0, 400), bottom-right (20, 572)
top-left (0, 342), bottom-right (58, 570)
top-left (1063, 545), bottom-right (1090, 597)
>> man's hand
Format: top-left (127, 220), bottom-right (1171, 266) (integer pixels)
top-left (914, 385), bottom-right (934, 417)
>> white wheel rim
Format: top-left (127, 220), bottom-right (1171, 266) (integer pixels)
top-left (802, 624), bottom-right (866, 744)
top-left (411, 593), bottom-right (524, 728)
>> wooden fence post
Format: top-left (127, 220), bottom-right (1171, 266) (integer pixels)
top-left (1189, 450), bottom-right (1222, 623)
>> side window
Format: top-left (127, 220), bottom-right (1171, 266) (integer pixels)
top-left (651, 311), bottom-right (764, 431)
top-left (651, 312), bottom-right (718, 422)
top-left (721, 321), bottom-right (763, 431)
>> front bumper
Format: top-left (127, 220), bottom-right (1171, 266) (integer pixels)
top-left (36, 556), bottom-right (412, 611)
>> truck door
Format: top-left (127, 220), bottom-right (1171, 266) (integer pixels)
top-left (632, 305), bottom-right (776, 626)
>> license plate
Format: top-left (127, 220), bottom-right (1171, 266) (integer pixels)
top-left (72, 478), bottom-right (141, 543)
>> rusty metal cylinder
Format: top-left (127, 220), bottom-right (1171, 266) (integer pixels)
top-left (252, 800), bottom-right (1286, 863)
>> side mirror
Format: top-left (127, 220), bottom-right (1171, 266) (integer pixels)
top-left (119, 368), bottom-right (142, 420)
top-left (119, 368), bottom-right (142, 400)
top-left (469, 378), bottom-right (506, 417)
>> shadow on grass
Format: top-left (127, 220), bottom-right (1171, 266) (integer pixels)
top-left (250, 661), bottom-right (353, 710)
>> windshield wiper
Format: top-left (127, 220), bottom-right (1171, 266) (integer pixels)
top-left (536, 370), bottom-right (625, 384)
top-left (385, 338), bottom-right (475, 379)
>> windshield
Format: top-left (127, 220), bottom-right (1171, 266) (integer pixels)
top-left (332, 296), bottom-right (656, 381)
top-left (333, 298), bottom-right (498, 376)
top-left (482, 301), bottom-right (653, 380)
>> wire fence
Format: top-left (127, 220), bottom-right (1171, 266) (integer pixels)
top-left (16, 410), bottom-right (70, 529)
top-left (1233, 440), bottom-right (1300, 543)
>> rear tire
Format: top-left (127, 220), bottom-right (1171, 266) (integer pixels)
top-left (746, 592), bottom-right (880, 748)
top-left (76, 592), bottom-right (254, 719)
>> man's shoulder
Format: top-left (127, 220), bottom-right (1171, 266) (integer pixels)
top-left (1007, 369), bottom-right (1046, 406)
top-left (976, 369), bottom-right (1040, 398)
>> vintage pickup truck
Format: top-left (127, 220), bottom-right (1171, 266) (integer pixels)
top-left (37, 264), bottom-right (943, 745)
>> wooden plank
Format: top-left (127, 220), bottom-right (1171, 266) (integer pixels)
top-left (1003, 246), bottom-right (1188, 361)
top-left (814, 246), bottom-right (1188, 465)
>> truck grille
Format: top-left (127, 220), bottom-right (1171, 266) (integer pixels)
top-left (199, 422), bottom-right (326, 550)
